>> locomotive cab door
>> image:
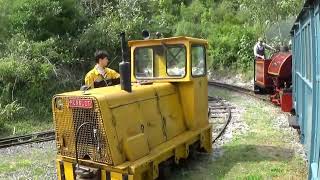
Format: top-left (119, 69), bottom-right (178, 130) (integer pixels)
top-left (254, 58), bottom-right (273, 93)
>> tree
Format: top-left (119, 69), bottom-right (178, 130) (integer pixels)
top-left (0, 0), bottom-right (12, 54)
top-left (239, 0), bottom-right (304, 42)
top-left (10, 0), bottom-right (87, 41)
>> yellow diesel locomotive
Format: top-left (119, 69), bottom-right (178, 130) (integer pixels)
top-left (52, 33), bottom-right (212, 180)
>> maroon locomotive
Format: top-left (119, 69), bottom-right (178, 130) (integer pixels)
top-left (254, 51), bottom-right (292, 112)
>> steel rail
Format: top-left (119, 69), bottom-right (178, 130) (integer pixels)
top-left (208, 96), bottom-right (232, 144)
top-left (208, 80), bottom-right (270, 102)
top-left (208, 80), bottom-right (298, 129)
top-left (0, 130), bottom-right (55, 149)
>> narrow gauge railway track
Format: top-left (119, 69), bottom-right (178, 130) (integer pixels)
top-left (208, 81), bottom-right (299, 130)
top-left (208, 96), bottom-right (232, 143)
top-left (0, 130), bottom-right (55, 148)
top-left (208, 80), bottom-right (270, 102)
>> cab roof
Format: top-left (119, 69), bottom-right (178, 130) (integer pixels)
top-left (128, 36), bottom-right (208, 47)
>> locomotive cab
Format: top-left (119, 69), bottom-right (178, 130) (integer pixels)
top-left (52, 36), bottom-right (212, 180)
top-left (130, 37), bottom-right (206, 82)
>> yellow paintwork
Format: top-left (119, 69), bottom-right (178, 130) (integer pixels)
top-left (64, 161), bottom-right (75, 180)
top-left (53, 36), bottom-right (212, 180)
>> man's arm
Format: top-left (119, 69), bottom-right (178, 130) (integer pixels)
top-left (106, 68), bottom-right (120, 79)
top-left (106, 68), bottom-right (120, 85)
top-left (84, 72), bottom-right (95, 89)
top-left (264, 43), bottom-right (276, 51)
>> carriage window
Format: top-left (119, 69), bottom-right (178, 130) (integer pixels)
top-left (167, 46), bottom-right (186, 76)
top-left (135, 48), bottom-right (153, 78)
top-left (192, 45), bottom-right (206, 76)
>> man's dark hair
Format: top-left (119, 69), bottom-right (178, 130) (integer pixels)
top-left (95, 50), bottom-right (109, 63)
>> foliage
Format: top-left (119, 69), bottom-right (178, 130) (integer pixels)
top-left (0, 36), bottom-right (77, 117)
top-left (9, 0), bottom-right (87, 41)
top-left (175, 0), bottom-right (211, 38)
top-left (0, 101), bottom-right (25, 128)
top-left (0, 0), bottom-right (11, 53)
top-left (76, 1), bottom-right (153, 69)
top-left (239, 0), bottom-right (304, 42)
top-left (240, 0), bottom-right (303, 26)
top-left (174, 0), bottom-right (257, 70)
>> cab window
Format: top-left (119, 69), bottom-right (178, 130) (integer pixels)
top-left (192, 45), bottom-right (206, 76)
top-left (166, 46), bottom-right (186, 77)
top-left (134, 45), bottom-right (186, 79)
top-left (135, 48), bottom-right (153, 78)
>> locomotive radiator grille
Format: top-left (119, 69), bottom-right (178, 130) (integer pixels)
top-left (53, 96), bottom-right (113, 165)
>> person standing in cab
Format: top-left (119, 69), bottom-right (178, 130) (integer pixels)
top-left (253, 37), bottom-right (276, 60)
top-left (85, 50), bottom-right (120, 89)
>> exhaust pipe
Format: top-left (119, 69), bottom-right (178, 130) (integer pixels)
top-left (119, 32), bottom-right (132, 92)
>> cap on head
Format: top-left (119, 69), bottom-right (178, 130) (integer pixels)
top-left (95, 50), bottom-right (109, 63)
top-left (258, 37), bottom-right (263, 42)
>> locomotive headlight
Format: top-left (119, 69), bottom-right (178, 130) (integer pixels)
top-left (55, 98), bottom-right (64, 110)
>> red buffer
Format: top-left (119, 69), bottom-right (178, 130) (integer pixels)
top-left (280, 90), bottom-right (293, 112)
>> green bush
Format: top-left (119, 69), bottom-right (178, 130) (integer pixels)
top-left (9, 0), bottom-right (87, 41)
top-left (0, 36), bottom-right (78, 118)
top-left (0, 101), bottom-right (25, 122)
top-left (5, 35), bottom-right (71, 64)
top-left (175, 0), bottom-right (212, 38)
top-left (0, 100), bottom-right (25, 129)
top-left (0, 0), bottom-right (11, 53)
top-left (75, 1), bottom-right (159, 71)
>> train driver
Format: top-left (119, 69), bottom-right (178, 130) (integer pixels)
top-left (84, 50), bottom-right (120, 89)
top-left (253, 37), bottom-right (276, 60)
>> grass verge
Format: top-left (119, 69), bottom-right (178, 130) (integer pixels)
top-left (209, 68), bottom-right (254, 82)
top-left (0, 142), bottom-right (56, 179)
top-left (0, 117), bottom-right (53, 138)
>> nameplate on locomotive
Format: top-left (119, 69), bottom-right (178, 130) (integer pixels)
top-left (69, 98), bottom-right (93, 109)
